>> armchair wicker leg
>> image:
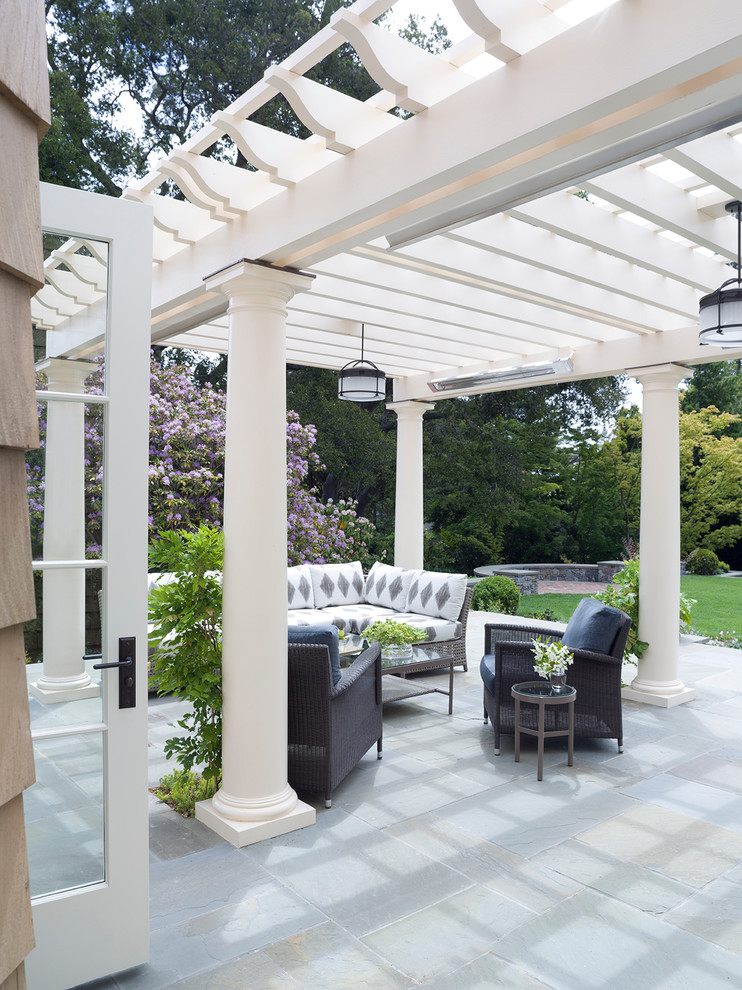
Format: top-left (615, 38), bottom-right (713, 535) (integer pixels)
top-left (483, 709), bottom-right (488, 724)
top-left (325, 795), bottom-right (332, 808)
top-left (618, 738), bottom-right (623, 753)
top-left (377, 738), bottom-right (382, 759)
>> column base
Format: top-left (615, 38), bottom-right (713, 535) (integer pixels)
top-left (29, 679), bottom-right (100, 704)
top-left (195, 797), bottom-right (316, 848)
top-left (621, 683), bottom-right (695, 708)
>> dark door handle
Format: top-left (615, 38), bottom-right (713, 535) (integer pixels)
top-left (92, 657), bottom-right (132, 670)
top-left (88, 638), bottom-right (136, 709)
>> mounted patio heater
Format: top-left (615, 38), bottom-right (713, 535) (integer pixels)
top-left (338, 323), bottom-right (386, 402)
top-left (699, 200), bottom-right (742, 347)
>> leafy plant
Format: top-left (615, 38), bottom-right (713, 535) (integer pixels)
top-left (154, 768), bottom-right (220, 818)
top-left (594, 555), bottom-right (696, 658)
top-left (363, 619), bottom-right (426, 647)
top-left (532, 637), bottom-right (573, 677)
top-left (522, 608), bottom-right (558, 622)
top-left (471, 575), bottom-right (520, 615)
top-left (593, 556), bottom-right (647, 658)
top-left (708, 630), bottom-right (742, 650)
top-left (685, 548), bottom-right (720, 576)
top-left (148, 524), bottom-right (224, 786)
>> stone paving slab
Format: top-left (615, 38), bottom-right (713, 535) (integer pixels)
top-left (492, 887), bottom-right (742, 990)
top-left (362, 884), bottom-right (536, 984)
top-left (70, 630), bottom-right (742, 990)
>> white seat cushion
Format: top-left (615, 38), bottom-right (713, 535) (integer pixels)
top-left (286, 608), bottom-right (350, 631)
top-left (322, 603), bottom-right (396, 635)
top-left (371, 612), bottom-right (462, 643)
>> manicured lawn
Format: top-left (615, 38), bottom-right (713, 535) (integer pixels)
top-left (518, 593), bottom-right (582, 624)
top-left (680, 575), bottom-right (742, 637)
top-left (518, 576), bottom-right (742, 638)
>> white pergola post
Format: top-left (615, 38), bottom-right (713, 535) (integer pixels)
top-left (390, 400), bottom-right (434, 570)
top-left (196, 260), bottom-right (316, 847)
top-left (623, 364), bottom-right (695, 708)
top-left (31, 358), bottom-right (99, 703)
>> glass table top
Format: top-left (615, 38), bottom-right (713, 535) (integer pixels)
top-left (512, 680), bottom-right (576, 699)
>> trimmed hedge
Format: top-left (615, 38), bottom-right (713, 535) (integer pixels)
top-left (686, 548), bottom-right (720, 576)
top-left (471, 575), bottom-right (520, 615)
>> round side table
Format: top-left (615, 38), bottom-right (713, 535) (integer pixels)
top-left (511, 681), bottom-right (576, 781)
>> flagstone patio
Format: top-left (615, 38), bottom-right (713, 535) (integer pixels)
top-left (76, 614), bottom-right (742, 989)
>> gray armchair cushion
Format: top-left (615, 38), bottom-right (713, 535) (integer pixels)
top-left (562, 598), bottom-right (625, 656)
top-left (480, 654), bottom-right (496, 695)
top-left (288, 624), bottom-right (341, 686)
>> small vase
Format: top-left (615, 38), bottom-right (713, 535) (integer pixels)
top-left (549, 671), bottom-right (567, 695)
top-left (381, 643), bottom-right (413, 662)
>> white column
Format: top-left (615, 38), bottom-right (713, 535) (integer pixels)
top-left (390, 400), bottom-right (434, 569)
top-left (196, 260), bottom-right (315, 847)
top-left (31, 358), bottom-right (99, 703)
top-left (623, 364), bottom-right (695, 708)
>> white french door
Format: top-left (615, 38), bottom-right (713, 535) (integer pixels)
top-left (24, 184), bottom-right (152, 989)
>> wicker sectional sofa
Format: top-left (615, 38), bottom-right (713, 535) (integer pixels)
top-left (287, 560), bottom-right (473, 672)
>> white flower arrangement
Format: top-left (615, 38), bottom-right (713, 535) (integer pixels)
top-left (532, 636), bottom-right (574, 678)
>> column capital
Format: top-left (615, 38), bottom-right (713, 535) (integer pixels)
top-left (629, 364), bottom-right (691, 390)
top-left (204, 259), bottom-right (314, 305)
top-left (387, 400), bottom-right (435, 420)
top-left (36, 357), bottom-right (96, 392)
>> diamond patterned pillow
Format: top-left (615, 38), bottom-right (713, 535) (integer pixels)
top-left (405, 570), bottom-right (467, 622)
top-left (309, 561), bottom-right (365, 609)
top-left (365, 562), bottom-right (415, 610)
top-left (288, 564), bottom-right (314, 610)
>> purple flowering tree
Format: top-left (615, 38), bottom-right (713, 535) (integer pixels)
top-left (28, 357), bottom-right (376, 566)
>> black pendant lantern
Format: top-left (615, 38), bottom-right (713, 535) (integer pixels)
top-left (699, 200), bottom-right (742, 348)
top-left (338, 324), bottom-right (386, 402)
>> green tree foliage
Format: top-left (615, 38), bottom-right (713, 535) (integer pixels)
top-left (423, 377), bottom-right (628, 567)
top-left (565, 406), bottom-right (642, 560)
top-left (682, 360), bottom-right (742, 418)
top-left (286, 365), bottom-right (396, 535)
top-left (43, 0), bottom-right (148, 193)
top-left (679, 406), bottom-right (742, 558)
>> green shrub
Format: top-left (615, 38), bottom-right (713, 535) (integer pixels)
top-left (594, 554), bottom-right (695, 658)
top-left (148, 524), bottom-right (224, 786)
top-left (686, 548), bottom-right (721, 576)
top-left (471, 575), bottom-right (520, 615)
top-left (522, 608), bottom-right (559, 622)
top-left (155, 769), bottom-right (220, 818)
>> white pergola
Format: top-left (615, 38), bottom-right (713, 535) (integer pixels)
top-left (42, 0), bottom-right (742, 846)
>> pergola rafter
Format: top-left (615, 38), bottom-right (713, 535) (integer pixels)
top-left (100, 0), bottom-right (742, 404)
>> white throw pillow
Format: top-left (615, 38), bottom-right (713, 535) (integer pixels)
top-left (365, 561), bottom-right (415, 610)
top-left (405, 570), bottom-right (467, 622)
top-left (287, 564), bottom-right (314, 610)
top-left (309, 561), bottom-right (365, 608)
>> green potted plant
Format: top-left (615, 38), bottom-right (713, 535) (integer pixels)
top-left (363, 619), bottom-right (426, 660)
top-left (532, 636), bottom-right (574, 693)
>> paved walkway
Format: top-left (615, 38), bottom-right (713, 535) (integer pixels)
top-left (77, 617), bottom-right (742, 990)
top-left (537, 580), bottom-right (608, 594)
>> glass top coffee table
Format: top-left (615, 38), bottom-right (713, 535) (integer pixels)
top-left (339, 635), bottom-right (454, 714)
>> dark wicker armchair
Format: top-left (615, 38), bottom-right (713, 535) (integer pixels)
top-left (480, 598), bottom-right (631, 755)
top-left (288, 639), bottom-right (383, 808)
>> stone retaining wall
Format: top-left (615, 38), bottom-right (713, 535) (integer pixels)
top-left (473, 561), bottom-right (625, 595)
